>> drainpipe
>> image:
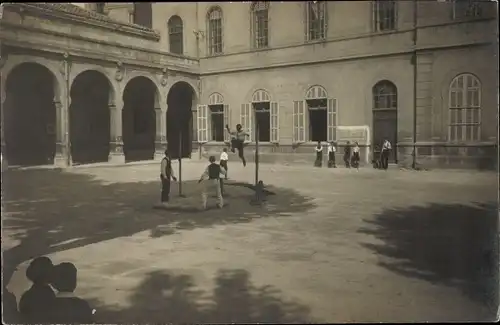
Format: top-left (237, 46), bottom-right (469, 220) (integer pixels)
top-left (64, 53), bottom-right (71, 166)
top-left (411, 0), bottom-right (418, 169)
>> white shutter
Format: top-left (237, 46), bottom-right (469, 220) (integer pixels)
top-left (270, 102), bottom-right (279, 143)
top-left (197, 104), bottom-right (208, 143)
top-left (293, 101), bottom-right (306, 143)
top-left (240, 103), bottom-right (252, 142)
top-left (327, 98), bottom-right (337, 142)
top-left (223, 104), bottom-right (230, 142)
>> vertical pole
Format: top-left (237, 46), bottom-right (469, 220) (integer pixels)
top-left (255, 116), bottom-right (259, 186)
top-left (178, 129), bottom-right (183, 196)
top-left (64, 56), bottom-right (71, 166)
top-left (412, 0), bottom-right (418, 169)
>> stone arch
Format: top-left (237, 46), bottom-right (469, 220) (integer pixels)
top-left (208, 92), bottom-right (224, 105)
top-left (69, 69), bottom-right (114, 165)
top-left (251, 89), bottom-right (271, 103)
top-left (166, 81), bottom-right (197, 159)
top-left (69, 65), bottom-right (118, 98)
top-left (122, 76), bottom-right (160, 162)
top-left (305, 85), bottom-right (328, 100)
top-left (167, 76), bottom-right (200, 101)
top-left (3, 61), bottom-right (61, 166)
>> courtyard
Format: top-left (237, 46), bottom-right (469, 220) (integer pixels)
top-left (2, 162), bottom-right (498, 323)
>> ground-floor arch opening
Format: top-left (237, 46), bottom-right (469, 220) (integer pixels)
top-left (4, 62), bottom-right (57, 166)
top-left (69, 70), bottom-right (111, 165)
top-left (167, 81), bottom-right (195, 159)
top-left (122, 76), bottom-right (157, 162)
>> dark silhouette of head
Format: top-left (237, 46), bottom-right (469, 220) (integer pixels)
top-left (223, 148), bottom-right (227, 153)
top-left (209, 155), bottom-right (216, 163)
top-left (26, 256), bottom-right (53, 285)
top-left (354, 141), bottom-right (359, 146)
top-left (164, 149), bottom-right (169, 157)
top-left (236, 124), bottom-right (242, 131)
top-left (51, 262), bottom-right (77, 293)
top-left (346, 141), bottom-right (351, 145)
top-left (317, 141), bottom-right (321, 146)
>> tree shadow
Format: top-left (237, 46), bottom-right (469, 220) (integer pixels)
top-left (2, 168), bottom-right (316, 303)
top-left (91, 269), bottom-right (313, 324)
top-left (358, 202), bottom-right (498, 314)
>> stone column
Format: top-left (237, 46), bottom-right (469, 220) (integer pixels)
top-left (108, 97), bottom-right (125, 164)
top-left (154, 106), bottom-right (167, 160)
top-left (53, 99), bottom-right (69, 167)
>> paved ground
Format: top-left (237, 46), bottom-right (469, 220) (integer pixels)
top-left (2, 161), bottom-right (499, 323)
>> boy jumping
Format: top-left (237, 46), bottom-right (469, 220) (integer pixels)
top-left (226, 123), bottom-right (249, 167)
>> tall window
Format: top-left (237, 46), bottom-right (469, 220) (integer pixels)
top-left (133, 3), bottom-right (153, 28)
top-left (251, 2), bottom-right (269, 49)
top-left (95, 3), bottom-right (105, 14)
top-left (306, 1), bottom-right (327, 41)
top-left (373, 81), bottom-right (397, 110)
top-left (168, 15), bottom-right (183, 55)
top-left (208, 93), bottom-right (226, 142)
top-left (449, 74), bottom-right (481, 142)
top-left (373, 0), bottom-right (396, 32)
top-left (207, 7), bottom-right (223, 55)
top-left (452, 0), bottom-right (482, 20)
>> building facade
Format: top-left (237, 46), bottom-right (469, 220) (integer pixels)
top-left (0, 1), bottom-right (498, 169)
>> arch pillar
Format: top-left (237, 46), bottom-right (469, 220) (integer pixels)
top-left (155, 105), bottom-right (167, 159)
top-left (108, 96), bottom-right (125, 163)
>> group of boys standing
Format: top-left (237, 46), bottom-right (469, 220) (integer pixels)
top-left (160, 123), bottom-right (249, 209)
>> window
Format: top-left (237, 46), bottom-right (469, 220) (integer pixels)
top-left (168, 15), bottom-right (183, 55)
top-left (242, 90), bottom-right (279, 143)
top-left (452, 0), bottom-right (482, 20)
top-left (133, 3), bottom-right (152, 28)
top-left (251, 2), bottom-right (269, 49)
top-left (208, 93), bottom-right (228, 142)
top-left (373, 81), bottom-right (397, 110)
top-left (306, 1), bottom-right (327, 41)
top-left (294, 86), bottom-right (336, 143)
top-left (449, 74), bottom-right (481, 142)
top-left (207, 7), bottom-right (223, 55)
top-left (95, 3), bottom-right (105, 14)
top-left (373, 0), bottom-right (396, 32)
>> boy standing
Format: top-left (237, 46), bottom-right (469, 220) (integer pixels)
top-left (198, 156), bottom-right (226, 209)
top-left (327, 141), bottom-right (337, 168)
top-left (160, 149), bottom-right (177, 204)
top-left (226, 124), bottom-right (249, 167)
top-left (219, 148), bottom-right (229, 180)
top-left (381, 139), bottom-right (392, 170)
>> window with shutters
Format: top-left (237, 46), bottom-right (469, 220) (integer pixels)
top-left (168, 15), bottom-right (184, 55)
top-left (452, 0), bottom-right (482, 20)
top-left (207, 7), bottom-right (224, 55)
top-left (373, 0), bottom-right (396, 32)
top-left (306, 1), bottom-right (327, 41)
top-left (249, 89), bottom-right (275, 142)
top-left (327, 98), bottom-right (337, 142)
top-left (251, 2), bottom-right (270, 49)
top-left (270, 102), bottom-right (279, 143)
top-left (449, 73), bottom-right (481, 142)
top-left (197, 105), bottom-right (209, 143)
top-left (208, 93), bottom-right (226, 142)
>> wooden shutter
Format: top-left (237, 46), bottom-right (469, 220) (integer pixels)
top-left (240, 103), bottom-right (252, 142)
top-left (270, 102), bottom-right (279, 143)
top-left (223, 104), bottom-right (230, 142)
top-left (327, 98), bottom-right (337, 142)
top-left (293, 101), bottom-right (306, 143)
top-left (197, 104), bottom-right (208, 143)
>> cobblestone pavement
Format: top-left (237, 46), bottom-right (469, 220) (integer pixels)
top-left (2, 162), bottom-right (498, 323)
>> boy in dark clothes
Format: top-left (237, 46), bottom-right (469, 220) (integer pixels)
top-left (226, 124), bottom-right (249, 167)
top-left (50, 262), bottom-right (94, 324)
top-left (314, 141), bottom-right (323, 167)
top-left (343, 141), bottom-right (352, 168)
top-left (199, 155), bottom-right (226, 209)
top-left (160, 149), bottom-right (177, 204)
top-left (19, 256), bottom-right (56, 323)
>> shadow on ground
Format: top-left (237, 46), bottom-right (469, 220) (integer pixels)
top-left (359, 202), bottom-right (498, 314)
top-left (88, 268), bottom-right (313, 324)
top-left (1, 169), bottom-right (315, 298)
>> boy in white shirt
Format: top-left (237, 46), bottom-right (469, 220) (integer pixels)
top-left (327, 141), bottom-right (337, 168)
top-left (381, 139), bottom-right (392, 170)
top-left (219, 148), bottom-right (229, 180)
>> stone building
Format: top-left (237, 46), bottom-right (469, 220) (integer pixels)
top-left (0, 1), bottom-right (497, 169)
